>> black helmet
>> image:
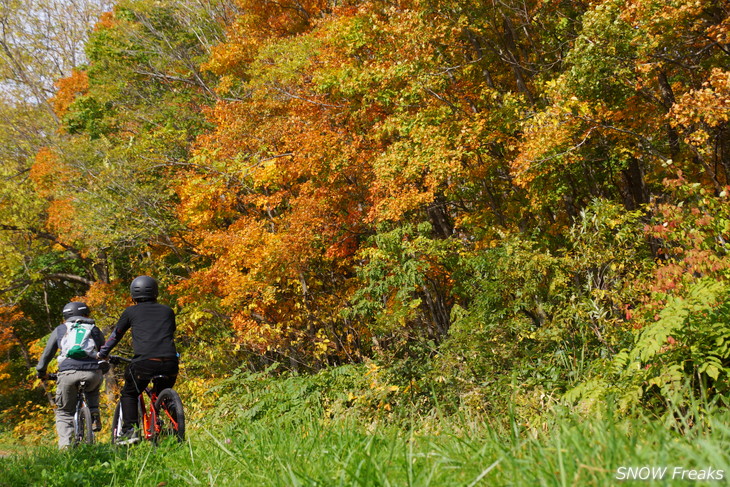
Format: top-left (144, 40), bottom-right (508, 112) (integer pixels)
top-left (63, 301), bottom-right (90, 319)
top-left (130, 275), bottom-right (158, 301)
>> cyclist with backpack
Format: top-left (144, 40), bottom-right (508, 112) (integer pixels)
top-left (97, 275), bottom-right (179, 445)
top-left (34, 301), bottom-right (106, 448)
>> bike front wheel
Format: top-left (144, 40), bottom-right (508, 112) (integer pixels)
top-left (75, 405), bottom-right (94, 445)
top-left (111, 399), bottom-right (149, 444)
top-left (154, 388), bottom-right (185, 442)
top-left (110, 402), bottom-right (124, 445)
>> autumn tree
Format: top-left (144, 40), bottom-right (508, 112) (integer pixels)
top-left (1, 0), bottom-right (728, 424)
top-left (39, 0), bottom-right (237, 375)
top-left (0, 0), bottom-right (115, 421)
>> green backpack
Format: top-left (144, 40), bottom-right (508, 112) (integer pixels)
top-left (58, 321), bottom-right (96, 362)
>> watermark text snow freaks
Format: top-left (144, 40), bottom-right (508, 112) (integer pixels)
top-left (616, 466), bottom-right (725, 481)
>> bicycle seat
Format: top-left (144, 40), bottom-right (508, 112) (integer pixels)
top-left (151, 374), bottom-right (170, 387)
top-left (149, 374), bottom-right (172, 393)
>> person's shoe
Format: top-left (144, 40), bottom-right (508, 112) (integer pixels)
top-left (116, 427), bottom-right (140, 445)
top-left (91, 412), bottom-right (102, 432)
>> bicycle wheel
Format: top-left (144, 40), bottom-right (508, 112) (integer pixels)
top-left (111, 399), bottom-right (148, 444)
top-left (110, 402), bottom-right (124, 444)
top-left (75, 405), bottom-right (94, 445)
top-left (154, 388), bottom-right (185, 442)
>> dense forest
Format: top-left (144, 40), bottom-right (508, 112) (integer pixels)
top-left (1, 0), bottom-right (729, 438)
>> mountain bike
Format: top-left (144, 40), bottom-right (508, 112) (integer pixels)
top-left (46, 373), bottom-right (95, 445)
top-left (108, 355), bottom-right (186, 445)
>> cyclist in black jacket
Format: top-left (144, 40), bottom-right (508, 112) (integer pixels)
top-left (98, 275), bottom-right (179, 444)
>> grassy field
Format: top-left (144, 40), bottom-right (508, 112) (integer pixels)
top-left (2, 366), bottom-right (730, 486)
top-left (2, 407), bottom-right (730, 486)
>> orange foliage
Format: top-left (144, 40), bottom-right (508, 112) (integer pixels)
top-left (93, 11), bottom-right (116, 31)
top-left (79, 281), bottom-right (131, 322)
top-left (175, 0), bottom-right (534, 359)
top-left (46, 198), bottom-right (83, 246)
top-left (203, 0), bottom-right (330, 76)
top-left (175, 170), bottom-right (241, 232)
top-left (50, 69), bottom-right (89, 119)
top-left (622, 0), bottom-right (708, 44)
top-left (0, 306), bottom-right (25, 388)
top-left (29, 147), bottom-right (66, 198)
top-left (174, 88), bottom-right (372, 360)
top-left (512, 103), bottom-right (585, 190)
top-left (670, 68), bottom-right (730, 142)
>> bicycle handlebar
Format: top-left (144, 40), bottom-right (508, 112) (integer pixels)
top-left (108, 355), bottom-right (132, 365)
top-left (41, 359), bottom-right (114, 381)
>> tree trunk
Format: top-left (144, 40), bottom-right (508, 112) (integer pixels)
top-left (621, 158), bottom-right (648, 210)
top-left (501, 14), bottom-right (535, 105)
top-left (657, 71), bottom-right (680, 157)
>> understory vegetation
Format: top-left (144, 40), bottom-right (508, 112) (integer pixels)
top-left (0, 0), bottom-right (729, 482)
top-left (3, 366), bottom-right (730, 486)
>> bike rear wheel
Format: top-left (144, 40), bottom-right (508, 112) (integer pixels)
top-left (75, 405), bottom-right (94, 445)
top-left (154, 388), bottom-right (185, 442)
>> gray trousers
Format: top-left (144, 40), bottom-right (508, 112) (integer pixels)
top-left (54, 369), bottom-right (102, 448)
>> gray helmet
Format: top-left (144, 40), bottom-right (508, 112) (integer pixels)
top-left (130, 275), bottom-right (158, 301)
top-left (62, 301), bottom-right (90, 319)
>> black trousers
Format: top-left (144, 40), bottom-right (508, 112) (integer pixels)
top-left (121, 358), bottom-right (178, 430)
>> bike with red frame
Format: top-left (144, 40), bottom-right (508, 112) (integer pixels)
top-left (108, 355), bottom-right (185, 444)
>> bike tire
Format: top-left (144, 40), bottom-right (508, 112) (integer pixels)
top-left (154, 388), bottom-right (185, 442)
top-left (111, 399), bottom-right (148, 444)
top-left (110, 401), bottom-right (124, 445)
top-left (76, 405), bottom-right (94, 445)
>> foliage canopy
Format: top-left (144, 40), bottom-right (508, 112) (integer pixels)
top-left (0, 0), bottom-right (729, 427)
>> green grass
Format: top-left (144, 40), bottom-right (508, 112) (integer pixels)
top-left (2, 408), bottom-right (730, 487)
top-left (2, 365), bottom-right (730, 486)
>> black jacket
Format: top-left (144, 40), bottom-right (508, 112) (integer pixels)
top-left (99, 301), bottom-right (178, 362)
